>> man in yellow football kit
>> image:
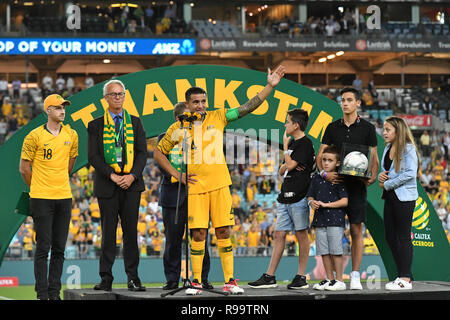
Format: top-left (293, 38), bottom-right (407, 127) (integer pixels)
top-left (19, 94), bottom-right (78, 300)
top-left (155, 66), bottom-right (285, 294)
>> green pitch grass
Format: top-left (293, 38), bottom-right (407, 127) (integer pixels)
top-left (0, 279), bottom-right (383, 300)
top-left (0, 283), bottom-right (165, 300)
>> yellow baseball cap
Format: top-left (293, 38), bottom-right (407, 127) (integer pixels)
top-left (43, 94), bottom-right (70, 111)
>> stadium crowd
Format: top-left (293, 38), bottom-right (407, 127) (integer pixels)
top-left (258, 9), bottom-right (358, 37)
top-left (14, 3), bottom-right (196, 36)
top-left (3, 77), bottom-right (450, 260)
top-left (0, 74), bottom-right (97, 143)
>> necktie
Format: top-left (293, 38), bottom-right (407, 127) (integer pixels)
top-left (114, 115), bottom-right (124, 168)
top-left (114, 115), bottom-right (122, 146)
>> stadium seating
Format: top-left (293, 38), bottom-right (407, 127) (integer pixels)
top-left (22, 15), bottom-right (184, 35)
top-left (383, 22), bottom-right (449, 38)
top-left (18, 12), bottom-right (450, 40)
top-left (191, 20), bottom-right (242, 38)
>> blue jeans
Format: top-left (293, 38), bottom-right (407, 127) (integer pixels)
top-left (275, 197), bottom-right (310, 231)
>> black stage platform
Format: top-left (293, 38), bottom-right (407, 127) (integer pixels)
top-left (64, 281), bottom-right (450, 300)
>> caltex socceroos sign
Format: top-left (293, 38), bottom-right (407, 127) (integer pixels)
top-left (411, 197), bottom-right (435, 249)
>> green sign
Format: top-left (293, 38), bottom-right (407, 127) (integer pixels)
top-left (0, 65), bottom-right (448, 281)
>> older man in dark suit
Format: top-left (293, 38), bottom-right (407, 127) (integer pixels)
top-left (87, 79), bottom-right (147, 292)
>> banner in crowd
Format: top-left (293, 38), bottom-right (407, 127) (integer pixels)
top-left (0, 65), bottom-right (448, 281)
top-left (197, 37), bottom-right (450, 53)
top-left (398, 114), bottom-right (432, 129)
top-left (0, 37), bottom-right (448, 55)
top-left (0, 38), bottom-right (196, 55)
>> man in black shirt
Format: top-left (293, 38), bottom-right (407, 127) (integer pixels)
top-left (316, 87), bottom-right (379, 290)
top-left (249, 109), bottom-right (315, 290)
top-left (421, 96), bottom-right (433, 114)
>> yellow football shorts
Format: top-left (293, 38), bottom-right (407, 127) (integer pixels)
top-left (188, 186), bottom-right (234, 229)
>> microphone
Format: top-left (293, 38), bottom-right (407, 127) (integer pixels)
top-left (179, 112), bottom-right (201, 125)
top-left (188, 112), bottom-right (201, 122)
top-left (178, 112), bottom-right (190, 122)
top-left (189, 112), bottom-right (202, 129)
top-left (178, 112), bottom-right (191, 129)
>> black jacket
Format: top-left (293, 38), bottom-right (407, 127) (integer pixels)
top-left (87, 114), bottom-right (147, 198)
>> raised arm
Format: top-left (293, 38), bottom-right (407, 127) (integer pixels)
top-left (237, 65), bottom-right (285, 119)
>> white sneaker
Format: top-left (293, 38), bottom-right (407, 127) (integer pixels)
top-left (325, 280), bottom-right (347, 291)
top-left (385, 278), bottom-right (400, 290)
top-left (313, 279), bottom-right (330, 291)
top-left (350, 271), bottom-right (363, 290)
top-left (386, 278), bottom-right (412, 291)
top-left (223, 279), bottom-right (244, 295)
top-left (186, 280), bottom-right (202, 295)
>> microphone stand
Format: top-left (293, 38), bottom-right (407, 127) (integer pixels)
top-left (161, 117), bottom-right (228, 298)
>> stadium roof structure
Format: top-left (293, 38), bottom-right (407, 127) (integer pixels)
top-left (170, 58), bottom-right (249, 69)
top-left (0, 59), bottom-right (38, 73)
top-left (374, 59), bottom-right (450, 74)
top-left (279, 59), bottom-right (356, 74)
top-left (56, 59), bottom-right (144, 74)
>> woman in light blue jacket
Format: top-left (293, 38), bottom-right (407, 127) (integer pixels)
top-left (378, 116), bottom-right (419, 291)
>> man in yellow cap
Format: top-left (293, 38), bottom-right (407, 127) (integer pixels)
top-left (19, 94), bottom-right (79, 300)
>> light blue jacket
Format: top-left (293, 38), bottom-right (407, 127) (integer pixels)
top-left (380, 143), bottom-right (419, 202)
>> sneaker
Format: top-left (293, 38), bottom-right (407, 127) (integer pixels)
top-left (350, 271), bottom-right (363, 290)
top-left (185, 279), bottom-right (202, 295)
top-left (248, 273), bottom-right (277, 289)
top-left (385, 278), bottom-right (412, 291)
top-left (325, 280), bottom-right (346, 291)
top-left (313, 279), bottom-right (330, 291)
top-left (385, 278), bottom-right (400, 290)
top-left (287, 274), bottom-right (309, 290)
top-left (223, 278), bottom-right (244, 295)
top-left (202, 280), bottom-right (214, 290)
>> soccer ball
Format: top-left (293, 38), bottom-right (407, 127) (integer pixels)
top-left (343, 151), bottom-right (369, 171)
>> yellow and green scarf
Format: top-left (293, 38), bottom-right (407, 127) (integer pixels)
top-left (103, 109), bottom-right (134, 173)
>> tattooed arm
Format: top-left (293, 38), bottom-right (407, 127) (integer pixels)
top-left (237, 65), bottom-right (285, 119)
top-left (237, 95), bottom-right (264, 119)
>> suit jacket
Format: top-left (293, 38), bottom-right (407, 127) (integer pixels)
top-left (380, 143), bottom-right (418, 202)
top-left (87, 113), bottom-right (147, 198)
top-left (156, 132), bottom-right (186, 208)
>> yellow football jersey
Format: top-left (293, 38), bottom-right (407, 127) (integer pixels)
top-left (21, 124), bottom-right (78, 199)
top-left (247, 230), bottom-right (260, 247)
top-left (157, 109), bottom-right (232, 195)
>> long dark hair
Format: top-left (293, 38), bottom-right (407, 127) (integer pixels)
top-left (385, 116), bottom-right (420, 172)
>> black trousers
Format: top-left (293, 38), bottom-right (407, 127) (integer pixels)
top-left (383, 190), bottom-right (415, 279)
top-left (30, 198), bottom-right (72, 299)
top-left (97, 188), bottom-right (141, 283)
top-left (344, 177), bottom-right (367, 224)
top-left (162, 205), bottom-right (211, 283)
